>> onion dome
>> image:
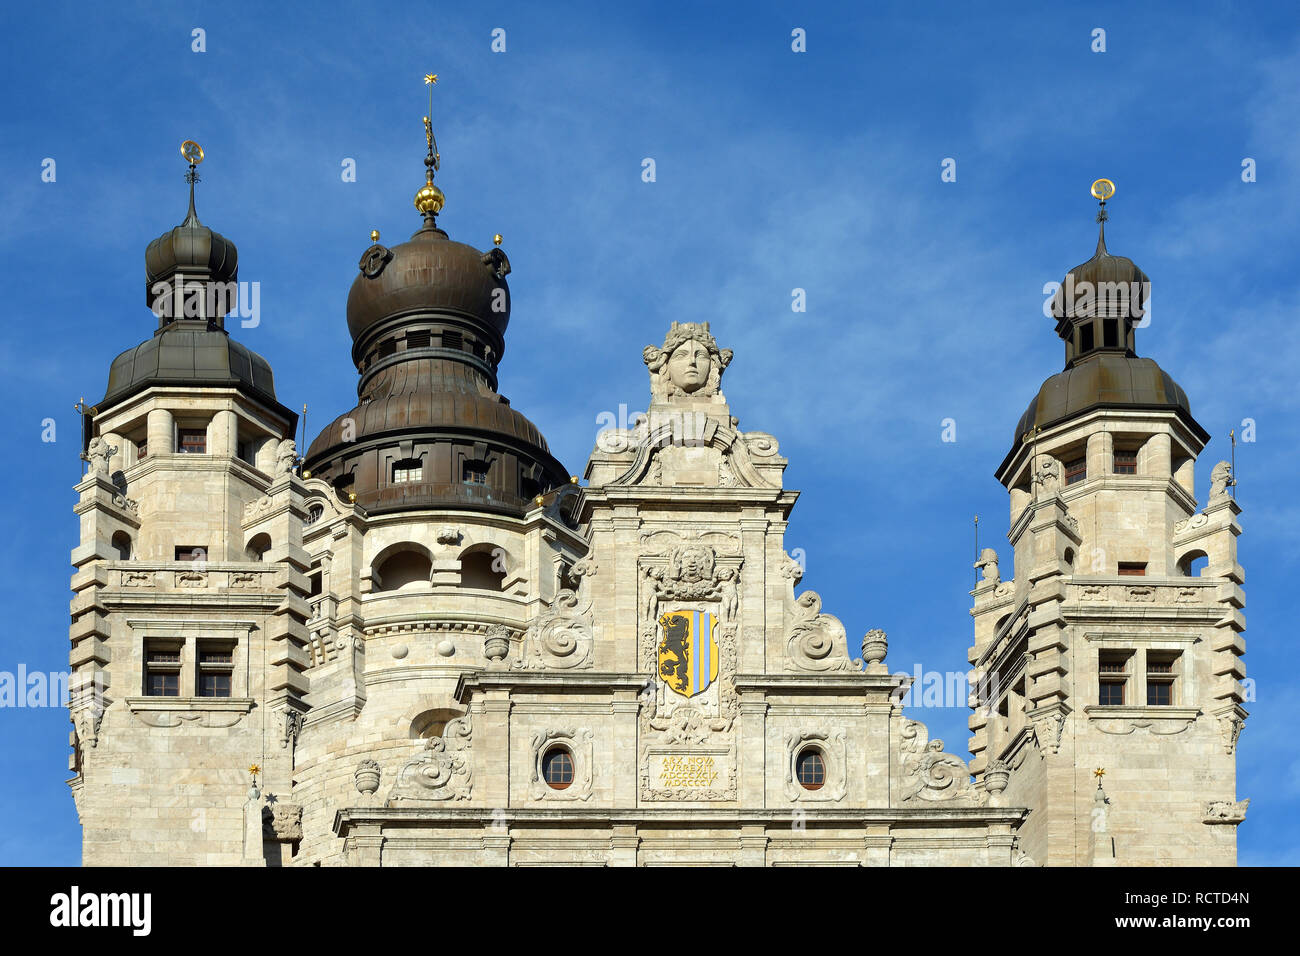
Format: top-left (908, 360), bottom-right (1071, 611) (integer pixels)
top-left (143, 172), bottom-right (238, 309)
top-left (1003, 185), bottom-right (1207, 463)
top-left (98, 144), bottom-right (293, 427)
top-left (304, 94), bottom-right (568, 517)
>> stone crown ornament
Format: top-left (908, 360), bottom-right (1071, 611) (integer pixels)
top-left (643, 321), bottom-right (733, 403)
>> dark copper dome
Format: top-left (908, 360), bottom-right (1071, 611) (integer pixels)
top-left (143, 184), bottom-right (238, 308)
top-left (1012, 353), bottom-right (1199, 442)
top-left (346, 224), bottom-right (509, 342)
top-left (305, 187), bottom-right (566, 517)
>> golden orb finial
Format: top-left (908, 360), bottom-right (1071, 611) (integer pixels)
top-left (1090, 178), bottom-right (1115, 202)
top-left (493, 233), bottom-right (503, 246)
top-left (370, 230), bottom-right (380, 243)
top-left (415, 72), bottom-right (445, 220)
top-left (180, 140), bottom-right (204, 166)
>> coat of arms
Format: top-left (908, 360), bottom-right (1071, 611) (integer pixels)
top-left (657, 610), bottom-right (718, 698)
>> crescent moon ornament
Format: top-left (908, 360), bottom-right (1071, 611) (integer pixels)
top-left (1090, 178), bottom-right (1115, 201)
top-left (181, 140), bottom-right (204, 165)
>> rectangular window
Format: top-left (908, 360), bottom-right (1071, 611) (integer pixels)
top-left (1146, 652), bottom-right (1178, 707)
top-left (1147, 682), bottom-right (1172, 706)
top-left (1118, 562), bottom-right (1147, 576)
top-left (196, 642), bottom-right (234, 698)
top-left (145, 644), bottom-right (182, 697)
top-left (1098, 651), bottom-right (1131, 706)
top-left (392, 461), bottom-right (423, 483)
top-left (175, 546), bottom-right (207, 562)
top-left (1103, 318), bottom-right (1119, 348)
top-left (137, 439), bottom-right (148, 460)
top-left (463, 463), bottom-right (488, 485)
top-left (378, 339), bottom-right (397, 357)
top-left (1113, 449), bottom-right (1137, 474)
top-left (178, 428), bottom-right (207, 454)
top-left (237, 439), bottom-right (257, 466)
top-left (1079, 324), bottom-right (1095, 352)
top-left (1064, 457), bottom-right (1087, 485)
top-left (407, 330), bottom-right (431, 350)
top-left (443, 331), bottom-right (463, 351)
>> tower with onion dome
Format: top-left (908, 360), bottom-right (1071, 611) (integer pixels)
top-left (967, 181), bottom-right (1249, 866)
top-left (68, 141), bottom-right (311, 864)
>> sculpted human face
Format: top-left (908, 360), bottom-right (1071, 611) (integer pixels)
top-left (667, 340), bottom-right (710, 393)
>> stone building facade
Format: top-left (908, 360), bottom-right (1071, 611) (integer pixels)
top-left (66, 142), bottom-right (1247, 866)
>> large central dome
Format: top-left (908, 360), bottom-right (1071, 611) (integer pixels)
top-left (303, 141), bottom-right (568, 517)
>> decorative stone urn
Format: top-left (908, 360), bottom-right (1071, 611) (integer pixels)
top-left (484, 624), bottom-right (512, 662)
top-left (861, 629), bottom-right (888, 669)
top-left (984, 761), bottom-right (1010, 804)
top-left (354, 759), bottom-right (381, 796)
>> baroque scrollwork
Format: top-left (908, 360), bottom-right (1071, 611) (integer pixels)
top-left (784, 591), bottom-right (861, 672)
top-left (387, 715), bottom-right (473, 803)
top-left (898, 719), bottom-right (985, 805)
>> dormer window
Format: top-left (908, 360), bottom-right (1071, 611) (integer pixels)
top-left (392, 459), bottom-right (423, 484)
top-left (463, 462), bottom-right (488, 485)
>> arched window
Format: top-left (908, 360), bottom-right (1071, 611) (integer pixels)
top-left (460, 547), bottom-right (505, 591)
top-left (246, 533), bottom-right (271, 562)
top-left (111, 530), bottom-right (132, 560)
top-left (796, 749), bottom-right (826, 791)
top-left (374, 548), bottom-right (432, 591)
top-left (542, 747), bottom-right (575, 790)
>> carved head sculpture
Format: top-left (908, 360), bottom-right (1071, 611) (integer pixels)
top-left (643, 322), bottom-right (733, 402)
top-left (670, 544), bottom-right (716, 583)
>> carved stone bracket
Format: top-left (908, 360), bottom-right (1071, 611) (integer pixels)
top-left (1203, 798), bottom-right (1249, 825)
top-left (262, 801), bottom-right (303, 842)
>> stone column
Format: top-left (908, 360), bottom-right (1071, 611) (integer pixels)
top-left (1143, 432), bottom-right (1171, 479)
top-left (1086, 431), bottom-right (1111, 479)
top-left (211, 408), bottom-right (238, 459)
top-left (146, 407), bottom-right (174, 456)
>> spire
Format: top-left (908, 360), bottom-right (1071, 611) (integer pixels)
top-left (413, 73), bottom-right (446, 226)
top-left (1091, 177), bottom-right (1113, 256)
top-left (181, 139), bottom-right (204, 227)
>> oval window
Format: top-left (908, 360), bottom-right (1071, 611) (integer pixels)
top-left (542, 746), bottom-right (575, 790)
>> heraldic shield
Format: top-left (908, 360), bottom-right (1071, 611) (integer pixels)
top-left (657, 610), bottom-right (719, 698)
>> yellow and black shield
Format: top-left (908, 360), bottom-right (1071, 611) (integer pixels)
top-left (657, 610), bottom-right (718, 698)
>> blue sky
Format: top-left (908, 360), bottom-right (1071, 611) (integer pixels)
top-left (1, 0), bottom-right (1296, 865)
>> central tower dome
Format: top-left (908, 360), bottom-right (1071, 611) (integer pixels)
top-left (304, 104), bottom-right (568, 515)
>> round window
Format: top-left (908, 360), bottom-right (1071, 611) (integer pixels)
top-left (796, 748), bottom-right (826, 791)
top-left (542, 746), bottom-right (575, 790)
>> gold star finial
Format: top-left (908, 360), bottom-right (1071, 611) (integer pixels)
top-left (249, 763), bottom-right (261, 777)
top-left (424, 73), bottom-right (437, 86)
top-left (1093, 767), bottom-right (1106, 781)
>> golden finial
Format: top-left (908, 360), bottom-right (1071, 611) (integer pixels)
top-left (249, 763), bottom-right (261, 777)
top-left (1093, 767), bottom-right (1106, 781)
top-left (534, 495), bottom-right (545, 506)
top-left (370, 230), bottom-right (380, 243)
top-left (348, 492), bottom-right (357, 503)
top-left (302, 470), bottom-right (311, 479)
top-left (180, 140), bottom-right (204, 166)
top-left (415, 72), bottom-right (445, 219)
top-left (493, 234), bottom-right (503, 246)
top-left (1090, 178), bottom-right (1115, 201)
top-left (570, 475), bottom-right (579, 484)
